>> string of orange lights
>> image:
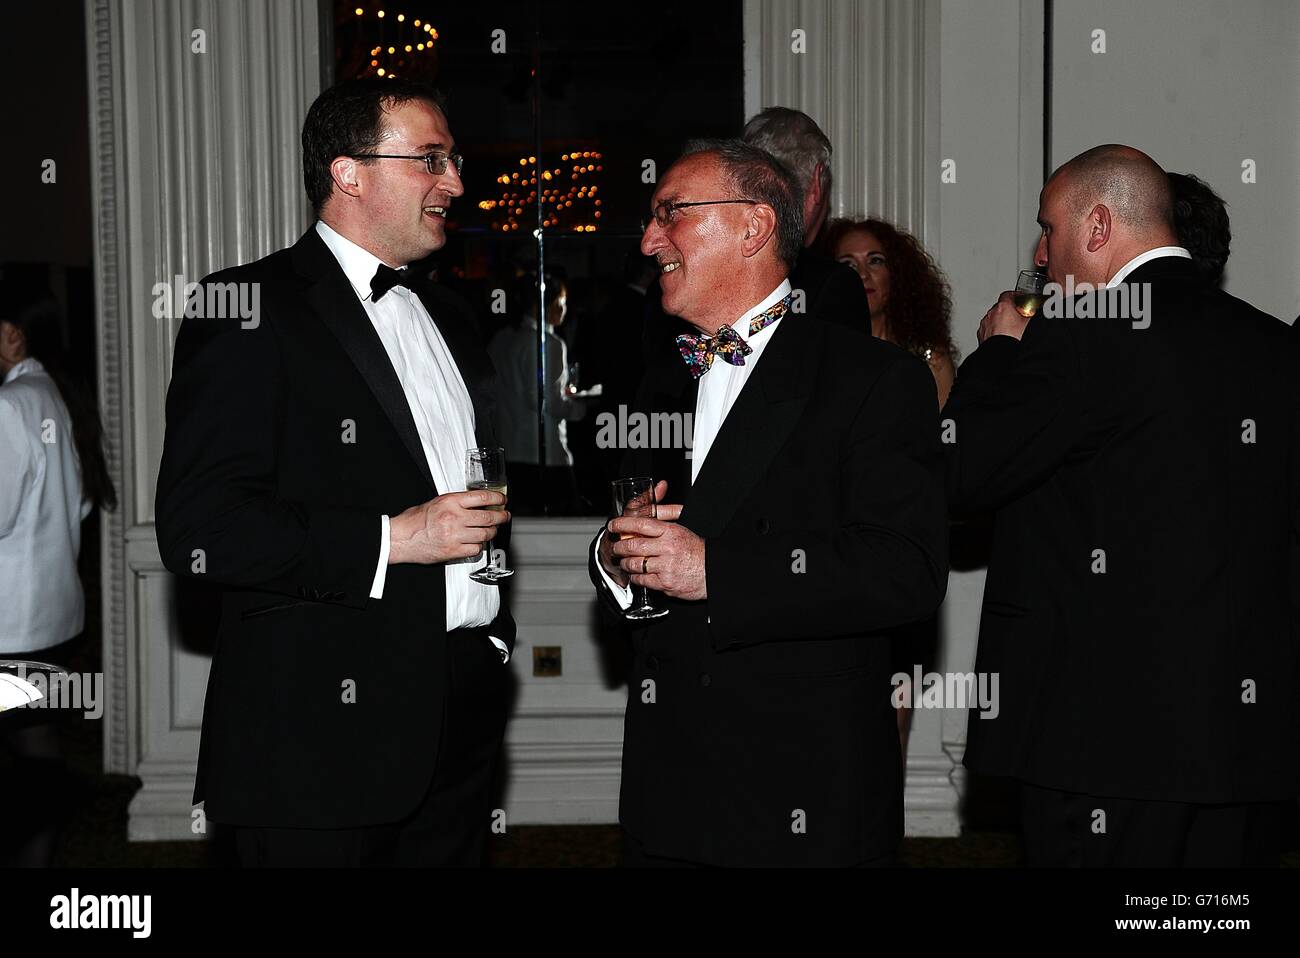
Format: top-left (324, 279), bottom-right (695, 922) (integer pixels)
top-left (480, 152), bottom-right (603, 232)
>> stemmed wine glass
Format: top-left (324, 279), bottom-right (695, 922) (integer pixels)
top-left (1013, 268), bottom-right (1047, 317)
top-left (466, 446), bottom-right (514, 583)
top-left (610, 477), bottom-right (669, 620)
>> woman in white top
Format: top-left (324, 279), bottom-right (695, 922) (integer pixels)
top-left (0, 284), bottom-right (115, 865)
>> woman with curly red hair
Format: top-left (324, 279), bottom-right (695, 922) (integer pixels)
top-left (821, 217), bottom-right (958, 406)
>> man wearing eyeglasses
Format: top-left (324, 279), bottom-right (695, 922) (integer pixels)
top-left (156, 78), bottom-right (514, 866)
top-left (589, 140), bottom-right (948, 866)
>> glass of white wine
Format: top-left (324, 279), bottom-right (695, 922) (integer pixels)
top-left (1013, 268), bottom-right (1047, 317)
top-left (466, 446), bottom-right (513, 583)
top-left (610, 477), bottom-right (669, 620)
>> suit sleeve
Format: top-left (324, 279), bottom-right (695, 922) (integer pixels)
top-left (705, 355), bottom-right (949, 648)
top-left (943, 316), bottom-right (1081, 517)
top-left (155, 280), bottom-right (379, 608)
top-left (586, 367), bottom-right (657, 622)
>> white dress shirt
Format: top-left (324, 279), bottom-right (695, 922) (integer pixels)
top-left (596, 279), bottom-right (793, 607)
top-left (315, 221), bottom-right (504, 653)
top-left (1106, 246), bottom-right (1192, 287)
top-left (0, 358), bottom-right (92, 653)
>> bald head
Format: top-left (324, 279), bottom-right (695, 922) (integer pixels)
top-left (1034, 144), bottom-right (1181, 285)
top-left (1049, 144), bottom-right (1175, 234)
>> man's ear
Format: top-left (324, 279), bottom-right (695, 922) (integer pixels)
top-left (329, 156), bottom-right (363, 201)
top-left (1085, 203), bottom-right (1112, 253)
top-left (741, 203), bottom-right (779, 259)
top-left (809, 162), bottom-right (826, 206)
top-left (0, 321), bottom-right (25, 358)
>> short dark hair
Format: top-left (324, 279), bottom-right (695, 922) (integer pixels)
top-left (301, 78), bottom-right (446, 215)
top-left (679, 138), bottom-right (804, 270)
top-left (1168, 172), bottom-right (1230, 286)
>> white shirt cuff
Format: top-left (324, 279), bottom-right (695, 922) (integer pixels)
top-left (370, 515), bottom-right (391, 599)
top-left (488, 636), bottom-right (510, 663)
top-left (594, 530), bottom-right (633, 610)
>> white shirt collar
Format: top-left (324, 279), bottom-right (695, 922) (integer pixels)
top-left (1106, 246), bottom-right (1192, 288)
top-left (2, 357), bottom-right (43, 386)
top-left (730, 278), bottom-right (793, 342)
top-left (315, 220), bottom-right (408, 302)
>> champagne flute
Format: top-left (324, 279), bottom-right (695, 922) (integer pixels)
top-left (1013, 268), bottom-right (1047, 317)
top-left (466, 446), bottom-right (514, 583)
top-left (611, 477), bottom-right (669, 620)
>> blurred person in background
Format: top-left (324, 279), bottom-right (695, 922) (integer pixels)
top-left (1168, 171), bottom-right (1230, 287)
top-left (489, 270), bottom-right (587, 513)
top-left (0, 281), bottom-right (116, 866)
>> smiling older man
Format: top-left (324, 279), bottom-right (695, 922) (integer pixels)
top-left (589, 139), bottom-right (948, 867)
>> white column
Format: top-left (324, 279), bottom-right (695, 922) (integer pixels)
top-left (743, 0), bottom-right (940, 245)
top-left (87, 0), bottom-right (322, 839)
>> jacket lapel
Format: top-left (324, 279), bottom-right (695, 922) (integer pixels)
top-left (290, 229), bottom-right (438, 494)
top-left (678, 316), bottom-right (818, 538)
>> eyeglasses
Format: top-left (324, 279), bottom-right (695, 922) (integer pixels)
top-left (641, 198), bottom-right (758, 230)
top-left (347, 150), bottom-right (464, 176)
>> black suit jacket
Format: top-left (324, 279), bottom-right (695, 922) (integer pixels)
top-left (789, 246), bottom-right (872, 331)
top-left (945, 256), bottom-right (1300, 803)
top-left (155, 227), bottom-right (515, 828)
top-left (589, 299), bottom-right (948, 865)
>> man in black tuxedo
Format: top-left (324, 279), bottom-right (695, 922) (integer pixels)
top-left (945, 144), bottom-right (1300, 866)
top-left (589, 140), bottom-right (948, 867)
top-left (741, 106), bottom-right (871, 330)
top-left (156, 79), bottom-right (514, 866)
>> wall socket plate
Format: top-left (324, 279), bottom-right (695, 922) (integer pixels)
top-left (532, 646), bottom-right (562, 677)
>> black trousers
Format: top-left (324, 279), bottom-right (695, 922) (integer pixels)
top-left (233, 628), bottom-right (510, 867)
top-left (1020, 782), bottom-right (1288, 867)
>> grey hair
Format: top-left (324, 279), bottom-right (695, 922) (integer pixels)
top-left (680, 138), bottom-right (805, 270)
top-left (741, 106), bottom-right (833, 194)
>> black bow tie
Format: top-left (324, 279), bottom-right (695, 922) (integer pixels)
top-left (370, 264), bottom-right (413, 302)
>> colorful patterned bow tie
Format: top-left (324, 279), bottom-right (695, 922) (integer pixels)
top-left (676, 293), bottom-right (793, 379)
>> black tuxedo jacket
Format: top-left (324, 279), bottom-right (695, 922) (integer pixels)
top-left (589, 300), bottom-right (948, 865)
top-left (945, 256), bottom-right (1300, 803)
top-left (155, 227), bottom-right (514, 828)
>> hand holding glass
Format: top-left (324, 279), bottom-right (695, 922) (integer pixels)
top-left (610, 477), bottom-right (669, 620)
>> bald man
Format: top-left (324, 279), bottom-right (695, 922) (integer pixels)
top-left (944, 144), bottom-right (1300, 867)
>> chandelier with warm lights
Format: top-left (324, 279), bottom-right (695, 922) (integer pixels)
top-left (352, 5), bottom-right (438, 79)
